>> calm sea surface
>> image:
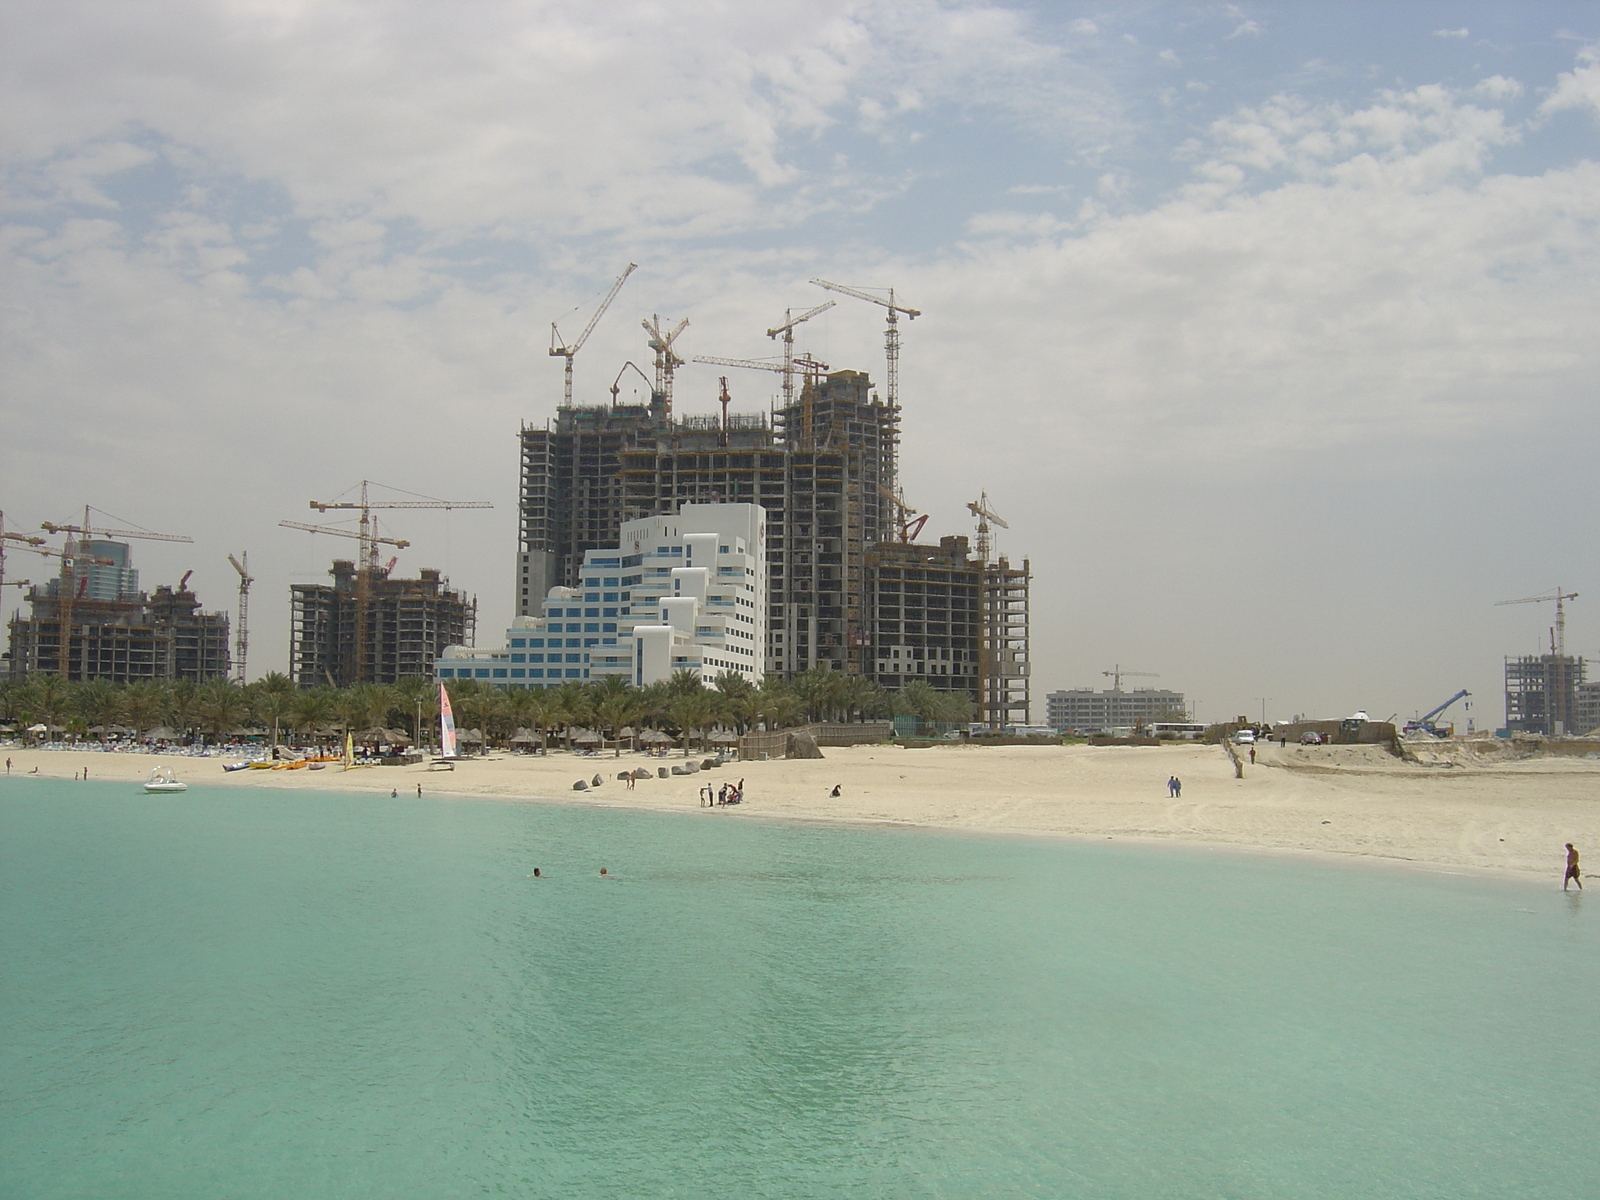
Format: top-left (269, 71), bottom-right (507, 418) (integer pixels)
top-left (2, 778), bottom-right (1596, 1198)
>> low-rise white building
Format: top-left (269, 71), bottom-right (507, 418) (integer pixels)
top-left (436, 503), bottom-right (765, 689)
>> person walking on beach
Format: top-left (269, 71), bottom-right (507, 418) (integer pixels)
top-left (416, 783), bottom-right (422, 798)
top-left (1249, 746), bottom-right (1256, 765)
top-left (1167, 775), bottom-right (1178, 797)
top-left (1173, 777), bottom-right (1181, 798)
top-left (1564, 844), bottom-right (1582, 891)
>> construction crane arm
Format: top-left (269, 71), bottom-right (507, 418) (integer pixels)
top-left (693, 353), bottom-right (830, 375)
top-left (310, 500), bottom-right (490, 511)
top-left (965, 499), bottom-right (1009, 529)
top-left (1497, 591), bottom-right (1578, 606)
top-left (766, 301), bottom-right (836, 338)
top-left (1418, 689), bottom-right (1470, 724)
top-left (227, 554), bottom-right (252, 581)
top-left (2, 531), bottom-right (47, 546)
top-left (808, 278), bottom-right (919, 318)
top-left (551, 262), bottom-right (638, 356)
top-left (41, 522), bottom-right (193, 543)
top-left (279, 520), bottom-right (410, 549)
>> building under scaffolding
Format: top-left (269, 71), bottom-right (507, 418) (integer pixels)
top-left (518, 370), bottom-right (898, 677)
top-left (1504, 654), bottom-right (1587, 735)
top-left (6, 544), bottom-right (230, 683)
top-left (864, 536), bottom-right (981, 698)
top-left (981, 556), bottom-right (1030, 728)
top-left (291, 561), bottom-right (474, 688)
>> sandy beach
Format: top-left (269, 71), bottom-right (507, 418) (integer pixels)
top-left (7, 739), bottom-right (1598, 879)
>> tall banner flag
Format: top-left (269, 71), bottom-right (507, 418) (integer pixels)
top-left (439, 682), bottom-right (457, 758)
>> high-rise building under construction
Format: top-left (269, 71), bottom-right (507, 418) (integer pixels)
top-left (517, 370), bottom-right (897, 677)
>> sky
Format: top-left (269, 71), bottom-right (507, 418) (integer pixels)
top-left (3, 1), bottom-right (1597, 727)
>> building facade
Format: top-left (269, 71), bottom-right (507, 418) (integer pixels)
top-left (517, 371), bottom-right (896, 678)
top-left (1045, 687), bottom-right (1189, 733)
top-left (1504, 654), bottom-right (1588, 735)
top-left (1573, 681), bottom-right (1600, 737)
top-left (441, 503), bottom-right (765, 688)
top-left (864, 536), bottom-right (981, 698)
top-left (6, 543), bottom-right (230, 683)
top-left (291, 562), bottom-right (474, 688)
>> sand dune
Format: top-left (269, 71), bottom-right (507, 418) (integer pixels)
top-left (6, 740), bottom-right (1597, 879)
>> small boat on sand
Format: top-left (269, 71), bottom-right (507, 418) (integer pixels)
top-left (143, 766), bottom-right (187, 794)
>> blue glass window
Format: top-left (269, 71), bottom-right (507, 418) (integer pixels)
top-left (510, 638), bottom-right (525, 648)
top-left (475, 669), bottom-right (490, 679)
top-left (510, 653), bottom-right (525, 663)
top-left (529, 653), bottom-right (544, 663)
top-left (565, 638), bottom-right (581, 648)
top-left (565, 653), bottom-right (581, 664)
top-left (510, 669), bottom-right (525, 678)
top-left (438, 668), bottom-right (454, 678)
top-left (602, 578), bottom-right (618, 587)
top-left (529, 638), bottom-right (544, 648)
top-left (584, 608), bottom-right (599, 617)
top-left (493, 669), bottom-right (508, 678)
top-left (584, 623), bottom-right (599, 632)
top-left (565, 668), bottom-right (581, 678)
top-left (602, 623), bottom-right (616, 633)
top-left (529, 668), bottom-right (544, 678)
top-left (602, 607), bottom-right (617, 617)
top-left (584, 578), bottom-right (599, 587)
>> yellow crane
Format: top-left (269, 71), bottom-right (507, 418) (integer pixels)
top-left (1, 510), bottom-right (46, 597)
top-left (877, 484), bottom-right (928, 543)
top-left (808, 278), bottom-right (919, 412)
top-left (40, 508), bottom-right (192, 679)
top-left (642, 314), bottom-right (690, 421)
top-left (765, 301), bottom-right (835, 411)
top-left (549, 262), bottom-right (637, 407)
top-left (1102, 666), bottom-right (1159, 691)
top-left (965, 492), bottom-right (1008, 563)
top-left (284, 481), bottom-right (491, 685)
top-left (227, 553), bottom-right (253, 684)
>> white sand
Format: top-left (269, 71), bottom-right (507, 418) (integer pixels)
top-left (6, 740), bottom-right (1597, 878)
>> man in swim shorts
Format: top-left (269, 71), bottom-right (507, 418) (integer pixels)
top-left (1564, 843), bottom-right (1582, 891)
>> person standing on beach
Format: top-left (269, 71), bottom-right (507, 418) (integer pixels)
top-left (1166, 775), bottom-right (1177, 797)
top-left (1249, 747), bottom-right (1256, 765)
top-left (416, 783), bottom-right (422, 798)
top-left (1564, 844), bottom-right (1582, 891)
top-left (1173, 777), bottom-right (1181, 797)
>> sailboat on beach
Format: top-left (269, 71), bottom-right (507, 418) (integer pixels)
top-left (437, 682), bottom-right (460, 761)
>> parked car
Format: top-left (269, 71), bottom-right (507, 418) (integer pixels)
top-left (1300, 731), bottom-right (1324, 745)
top-left (1233, 730), bottom-right (1256, 744)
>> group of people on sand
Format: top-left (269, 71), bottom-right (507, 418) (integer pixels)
top-left (1165, 775), bottom-right (1183, 798)
top-left (701, 780), bottom-right (745, 806)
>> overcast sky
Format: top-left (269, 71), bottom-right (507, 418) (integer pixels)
top-left (4, 1), bottom-right (1597, 727)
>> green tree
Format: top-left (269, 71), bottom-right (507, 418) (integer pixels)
top-left (73, 679), bottom-right (121, 736)
top-left (120, 681), bottom-right (167, 741)
top-left (249, 684), bottom-right (296, 752)
top-left (197, 679), bottom-right (251, 744)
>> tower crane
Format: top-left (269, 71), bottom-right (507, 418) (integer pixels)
top-left (549, 262), bottom-right (637, 407)
top-left (765, 301), bottom-right (835, 411)
top-left (807, 279), bottom-right (919, 414)
top-left (878, 484), bottom-right (928, 543)
top-left (227, 553), bottom-right (253, 684)
top-left (718, 376), bottom-right (731, 447)
top-left (965, 493), bottom-right (1008, 563)
top-left (1496, 587), bottom-right (1581, 733)
top-left (1102, 666), bottom-right (1159, 691)
top-left (692, 352), bottom-right (830, 448)
top-left (289, 481), bottom-right (491, 684)
top-left (0, 511), bottom-right (45, 598)
top-left (40, 508), bottom-right (192, 679)
top-left (642, 314), bottom-right (689, 421)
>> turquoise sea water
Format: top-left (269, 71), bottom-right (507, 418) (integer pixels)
top-left (1, 780), bottom-right (1596, 1199)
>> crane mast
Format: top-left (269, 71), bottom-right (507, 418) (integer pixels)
top-left (228, 553), bottom-right (253, 683)
top-left (808, 278), bottom-right (919, 413)
top-left (549, 263), bottom-right (637, 407)
top-left (1496, 587), bottom-right (1581, 734)
top-left (642, 314), bottom-right (689, 421)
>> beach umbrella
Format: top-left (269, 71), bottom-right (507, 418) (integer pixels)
top-left (709, 730), bottom-right (739, 744)
top-left (146, 725), bottom-right (179, 740)
top-left (27, 723), bottom-right (48, 733)
top-left (574, 730), bottom-right (602, 745)
top-left (509, 729), bottom-right (539, 745)
top-left (458, 728), bottom-right (485, 744)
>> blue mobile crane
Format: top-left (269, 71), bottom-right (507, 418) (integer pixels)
top-left (1403, 690), bottom-right (1470, 737)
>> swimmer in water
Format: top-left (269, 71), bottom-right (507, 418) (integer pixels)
top-left (531, 867), bottom-right (542, 879)
top-left (1564, 843), bottom-right (1582, 891)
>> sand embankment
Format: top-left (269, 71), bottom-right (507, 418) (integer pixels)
top-left (5, 740), bottom-right (1597, 878)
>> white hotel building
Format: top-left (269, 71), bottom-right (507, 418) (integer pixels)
top-left (435, 503), bottom-right (766, 689)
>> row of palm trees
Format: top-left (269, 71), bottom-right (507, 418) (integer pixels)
top-left (0, 668), bottom-right (976, 750)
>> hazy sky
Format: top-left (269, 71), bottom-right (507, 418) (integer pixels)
top-left (4, 1), bottom-right (1597, 727)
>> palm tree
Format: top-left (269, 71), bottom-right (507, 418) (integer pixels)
top-left (26, 672), bottom-right (74, 732)
top-left (667, 690), bottom-right (723, 756)
top-left (249, 684), bottom-right (296, 753)
top-left (197, 679), bottom-right (251, 744)
top-left (74, 679), bottom-right (121, 737)
top-left (790, 666), bottom-right (842, 723)
top-left (165, 680), bottom-right (201, 743)
top-left (593, 693), bottom-right (638, 755)
top-left (291, 688), bottom-right (338, 747)
top-left (120, 681), bottom-right (167, 741)
top-left (392, 676), bottom-right (436, 749)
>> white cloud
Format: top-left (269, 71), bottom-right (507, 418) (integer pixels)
top-left (1227, 20), bottom-right (1262, 40)
top-left (1434, 28), bottom-right (1469, 39)
top-left (1541, 45), bottom-right (1600, 119)
top-left (1473, 75), bottom-right (1524, 101)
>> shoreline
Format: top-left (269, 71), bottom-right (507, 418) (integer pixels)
top-left (5, 740), bottom-right (1597, 882)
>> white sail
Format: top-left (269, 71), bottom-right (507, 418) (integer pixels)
top-left (439, 682), bottom-right (457, 758)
